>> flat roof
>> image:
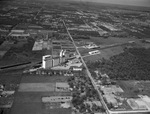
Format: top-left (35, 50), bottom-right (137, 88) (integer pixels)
top-left (42, 96), bottom-right (72, 103)
top-left (56, 82), bottom-right (69, 88)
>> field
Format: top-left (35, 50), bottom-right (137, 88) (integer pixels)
top-left (77, 35), bottom-right (150, 63)
top-left (19, 75), bottom-right (69, 92)
top-left (84, 54), bottom-right (102, 62)
top-left (90, 37), bottom-right (139, 45)
top-left (117, 80), bottom-right (150, 98)
top-left (79, 36), bottom-right (145, 62)
top-left (99, 46), bottom-right (124, 59)
top-left (0, 73), bottom-right (22, 85)
top-left (0, 38), bottom-right (45, 67)
top-left (18, 83), bottom-right (55, 92)
top-left (83, 46), bottom-right (124, 62)
top-left (0, 71), bottom-right (23, 114)
top-left (21, 75), bottom-right (69, 83)
top-left (12, 101), bottom-right (71, 114)
top-left (10, 75), bottom-right (72, 114)
top-left (78, 36), bottom-right (136, 49)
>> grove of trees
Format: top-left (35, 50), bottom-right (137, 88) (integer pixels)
top-left (87, 48), bottom-right (150, 80)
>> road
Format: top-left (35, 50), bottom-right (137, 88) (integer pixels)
top-left (33, 4), bottom-right (45, 20)
top-left (63, 20), bottom-right (110, 114)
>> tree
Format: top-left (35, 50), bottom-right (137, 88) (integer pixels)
top-left (107, 103), bottom-right (114, 109)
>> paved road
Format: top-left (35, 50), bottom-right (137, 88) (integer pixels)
top-left (63, 20), bottom-right (110, 114)
top-left (33, 4), bottom-right (45, 20)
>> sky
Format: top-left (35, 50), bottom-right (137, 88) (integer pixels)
top-left (82, 0), bottom-right (150, 7)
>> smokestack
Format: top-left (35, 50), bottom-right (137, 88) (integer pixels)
top-left (62, 50), bottom-right (66, 56)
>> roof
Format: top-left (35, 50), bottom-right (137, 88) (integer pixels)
top-left (42, 96), bottom-right (72, 103)
top-left (56, 82), bottom-right (69, 88)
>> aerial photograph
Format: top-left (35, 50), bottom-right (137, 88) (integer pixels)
top-left (0, 0), bottom-right (150, 114)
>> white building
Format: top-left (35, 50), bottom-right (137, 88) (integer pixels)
top-left (42, 55), bottom-right (53, 69)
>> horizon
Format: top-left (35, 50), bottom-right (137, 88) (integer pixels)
top-left (1, 0), bottom-right (150, 7)
top-left (77, 0), bottom-right (150, 7)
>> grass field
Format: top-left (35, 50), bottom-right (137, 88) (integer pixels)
top-left (21, 75), bottom-right (69, 83)
top-left (13, 92), bottom-right (71, 103)
top-left (79, 36), bottom-right (140, 62)
top-left (117, 80), bottom-right (140, 98)
top-left (18, 83), bottom-right (55, 92)
top-left (83, 46), bottom-right (124, 62)
top-left (84, 54), bottom-right (103, 62)
top-left (79, 36), bottom-right (150, 62)
top-left (90, 37), bottom-right (140, 45)
top-left (98, 46), bottom-right (124, 59)
top-left (117, 80), bottom-right (150, 98)
top-left (0, 38), bottom-right (45, 67)
top-left (0, 72), bottom-right (22, 84)
top-left (18, 75), bottom-right (70, 92)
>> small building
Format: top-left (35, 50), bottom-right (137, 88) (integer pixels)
top-left (42, 96), bottom-right (72, 109)
top-left (55, 82), bottom-right (70, 92)
top-left (42, 96), bottom-right (72, 103)
top-left (72, 67), bottom-right (83, 71)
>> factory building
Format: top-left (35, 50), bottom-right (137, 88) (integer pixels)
top-left (42, 55), bottom-right (53, 69)
top-left (42, 50), bottom-right (66, 69)
top-left (59, 56), bottom-right (66, 63)
top-left (53, 57), bottom-right (60, 67)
